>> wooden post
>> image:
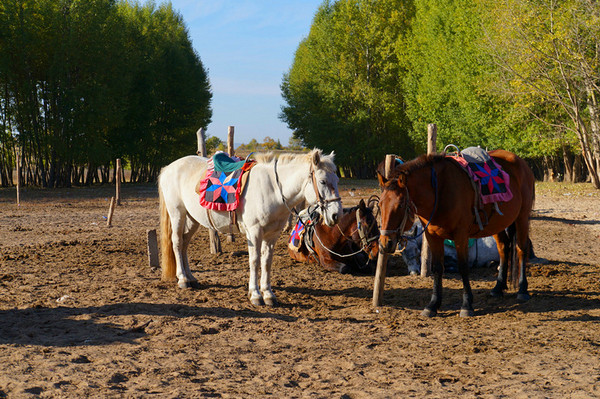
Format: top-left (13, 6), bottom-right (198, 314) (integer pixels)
top-left (116, 158), bottom-right (122, 206)
top-left (197, 127), bottom-right (206, 156)
top-left (197, 127), bottom-right (222, 254)
top-left (421, 124), bottom-right (437, 277)
top-left (147, 229), bottom-right (159, 269)
top-left (373, 154), bottom-right (396, 308)
top-left (15, 147), bottom-right (20, 206)
top-left (226, 126), bottom-right (235, 243)
top-left (107, 197), bottom-right (116, 227)
top-left (227, 126), bottom-right (235, 157)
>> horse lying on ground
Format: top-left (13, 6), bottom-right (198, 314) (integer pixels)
top-left (378, 149), bottom-right (535, 317)
top-left (159, 149), bottom-right (342, 306)
top-left (288, 199), bottom-right (380, 274)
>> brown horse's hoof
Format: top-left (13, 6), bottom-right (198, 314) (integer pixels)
top-left (460, 308), bottom-right (474, 317)
top-left (490, 289), bottom-right (504, 298)
top-left (421, 308), bottom-right (437, 318)
top-left (189, 281), bottom-right (201, 289)
top-left (517, 293), bottom-right (531, 302)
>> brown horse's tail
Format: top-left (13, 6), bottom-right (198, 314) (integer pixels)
top-left (507, 223), bottom-right (519, 290)
top-left (159, 186), bottom-right (177, 281)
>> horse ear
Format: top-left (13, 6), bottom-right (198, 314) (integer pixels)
top-left (377, 171), bottom-right (387, 186)
top-left (397, 173), bottom-right (407, 186)
top-left (359, 199), bottom-right (366, 210)
top-left (312, 149), bottom-right (321, 166)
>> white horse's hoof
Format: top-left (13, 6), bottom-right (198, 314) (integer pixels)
top-left (460, 308), bottom-right (474, 317)
top-left (264, 296), bottom-right (278, 307)
top-left (249, 293), bottom-right (264, 306)
top-left (178, 281), bottom-right (192, 289)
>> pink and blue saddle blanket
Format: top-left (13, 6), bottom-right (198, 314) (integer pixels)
top-left (197, 152), bottom-right (255, 211)
top-left (448, 147), bottom-right (513, 204)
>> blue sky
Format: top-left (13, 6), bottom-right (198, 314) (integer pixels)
top-left (167, 0), bottom-right (324, 145)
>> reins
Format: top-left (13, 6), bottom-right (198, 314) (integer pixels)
top-left (311, 206), bottom-right (379, 259)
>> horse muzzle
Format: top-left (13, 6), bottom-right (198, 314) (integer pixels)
top-left (379, 234), bottom-right (397, 254)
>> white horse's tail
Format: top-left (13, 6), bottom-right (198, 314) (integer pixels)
top-left (159, 184), bottom-right (177, 281)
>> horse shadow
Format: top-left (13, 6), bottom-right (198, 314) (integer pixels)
top-left (531, 213), bottom-right (600, 226)
top-left (0, 302), bottom-right (296, 348)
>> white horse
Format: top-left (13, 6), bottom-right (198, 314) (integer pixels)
top-left (158, 149), bottom-right (342, 306)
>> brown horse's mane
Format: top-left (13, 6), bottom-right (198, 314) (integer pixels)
top-left (396, 153), bottom-right (447, 176)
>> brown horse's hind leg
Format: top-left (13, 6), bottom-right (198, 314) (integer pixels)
top-left (421, 236), bottom-right (444, 318)
top-left (455, 240), bottom-right (474, 317)
top-left (515, 216), bottom-right (531, 302)
top-left (491, 230), bottom-right (510, 297)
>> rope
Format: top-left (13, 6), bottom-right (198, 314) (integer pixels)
top-left (311, 229), bottom-right (378, 259)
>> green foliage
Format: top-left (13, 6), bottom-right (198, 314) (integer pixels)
top-left (0, 0), bottom-right (212, 186)
top-left (281, 0), bottom-right (599, 185)
top-left (281, 0), bottom-right (416, 177)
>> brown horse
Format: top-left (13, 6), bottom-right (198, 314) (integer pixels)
top-left (377, 150), bottom-right (535, 317)
top-left (289, 199), bottom-right (380, 274)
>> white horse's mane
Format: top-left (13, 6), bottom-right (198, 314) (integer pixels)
top-left (253, 149), bottom-right (336, 173)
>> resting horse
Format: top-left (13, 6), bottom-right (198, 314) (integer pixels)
top-left (159, 149), bottom-right (342, 306)
top-left (377, 150), bottom-right (535, 317)
top-left (289, 199), bottom-right (380, 274)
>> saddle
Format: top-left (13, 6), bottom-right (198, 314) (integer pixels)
top-left (446, 146), bottom-right (513, 230)
top-left (197, 152), bottom-right (256, 212)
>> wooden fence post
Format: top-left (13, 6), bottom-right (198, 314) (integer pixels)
top-left (197, 127), bottom-right (206, 156)
top-left (107, 197), bottom-right (116, 227)
top-left (373, 154), bottom-right (396, 308)
top-left (16, 147), bottom-right (20, 206)
top-left (147, 229), bottom-right (159, 269)
top-left (226, 126), bottom-right (235, 243)
top-left (116, 158), bottom-right (122, 206)
top-left (420, 123), bottom-right (437, 277)
top-left (197, 127), bottom-right (222, 254)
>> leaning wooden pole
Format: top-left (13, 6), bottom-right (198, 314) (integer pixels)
top-left (197, 127), bottom-right (222, 254)
top-left (420, 124), bottom-right (437, 277)
top-left (372, 154), bottom-right (396, 308)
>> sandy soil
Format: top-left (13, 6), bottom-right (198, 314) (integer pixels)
top-left (0, 180), bottom-right (599, 398)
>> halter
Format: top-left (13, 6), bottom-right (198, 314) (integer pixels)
top-left (309, 164), bottom-right (341, 208)
top-left (380, 166), bottom-right (438, 241)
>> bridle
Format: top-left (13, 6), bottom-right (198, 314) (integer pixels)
top-left (336, 207), bottom-right (378, 250)
top-left (308, 164), bottom-right (341, 210)
top-left (380, 167), bottom-right (438, 246)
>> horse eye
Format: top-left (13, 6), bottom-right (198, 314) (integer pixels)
top-left (320, 180), bottom-right (326, 185)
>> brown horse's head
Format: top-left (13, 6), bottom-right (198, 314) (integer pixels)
top-left (377, 171), bottom-right (415, 254)
top-left (353, 199), bottom-right (380, 261)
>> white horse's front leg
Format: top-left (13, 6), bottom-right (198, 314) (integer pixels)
top-left (247, 234), bottom-right (263, 306)
top-left (260, 239), bottom-right (277, 306)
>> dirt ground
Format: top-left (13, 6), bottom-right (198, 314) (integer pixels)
top-left (0, 179), bottom-right (599, 398)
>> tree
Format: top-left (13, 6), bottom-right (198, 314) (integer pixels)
top-left (485, 0), bottom-right (600, 187)
top-left (0, 0), bottom-right (212, 186)
top-left (281, 0), bottom-right (415, 177)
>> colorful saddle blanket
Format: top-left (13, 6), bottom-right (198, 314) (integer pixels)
top-left (449, 147), bottom-right (513, 204)
top-left (288, 211), bottom-right (315, 253)
top-left (197, 152), bottom-right (255, 211)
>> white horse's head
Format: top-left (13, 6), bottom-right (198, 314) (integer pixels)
top-left (304, 149), bottom-right (343, 226)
